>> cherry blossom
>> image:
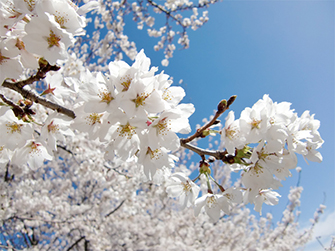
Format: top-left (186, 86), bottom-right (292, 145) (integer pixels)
top-left (166, 172), bottom-right (200, 209)
top-left (194, 193), bottom-right (228, 222)
top-left (22, 12), bottom-right (75, 64)
top-left (12, 140), bottom-right (53, 170)
top-left (39, 112), bottom-right (74, 153)
top-left (0, 107), bottom-right (33, 151)
top-left (0, 38), bottom-right (24, 83)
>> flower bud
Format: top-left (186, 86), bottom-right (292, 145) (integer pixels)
top-left (199, 160), bottom-right (211, 174)
top-left (227, 95), bottom-right (237, 108)
top-left (217, 99), bottom-right (227, 113)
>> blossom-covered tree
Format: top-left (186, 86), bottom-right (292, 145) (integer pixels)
top-left (0, 0), bottom-right (332, 250)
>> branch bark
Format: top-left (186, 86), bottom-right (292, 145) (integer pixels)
top-left (180, 95), bottom-right (236, 145)
top-left (2, 80), bottom-right (76, 119)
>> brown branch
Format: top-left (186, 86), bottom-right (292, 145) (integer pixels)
top-left (16, 62), bottom-right (60, 88)
top-left (180, 141), bottom-right (227, 161)
top-left (0, 93), bottom-right (26, 118)
top-left (181, 95), bottom-right (236, 144)
top-left (2, 81), bottom-right (76, 119)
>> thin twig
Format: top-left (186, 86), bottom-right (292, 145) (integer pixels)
top-left (181, 95), bottom-right (236, 144)
top-left (105, 200), bottom-right (126, 218)
top-left (0, 93), bottom-right (26, 118)
top-left (180, 141), bottom-right (227, 161)
top-left (66, 236), bottom-right (85, 251)
top-left (147, 0), bottom-right (186, 28)
top-left (16, 63), bottom-right (60, 88)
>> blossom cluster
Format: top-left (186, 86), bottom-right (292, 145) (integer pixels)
top-left (71, 50), bottom-right (195, 179)
top-left (165, 95), bottom-right (323, 221)
top-left (0, 0), bottom-right (97, 83)
top-left (74, 0), bottom-right (214, 69)
top-left (222, 95), bottom-right (323, 208)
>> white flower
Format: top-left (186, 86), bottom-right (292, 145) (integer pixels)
top-left (137, 137), bottom-right (176, 179)
top-left (138, 146), bottom-right (175, 180)
top-left (0, 38), bottom-right (24, 82)
top-left (118, 76), bottom-right (165, 118)
top-left (78, 70), bottom-right (118, 113)
top-left (286, 116), bottom-right (313, 155)
top-left (36, 0), bottom-right (86, 36)
top-left (250, 141), bottom-right (297, 181)
top-left (254, 189), bottom-right (281, 215)
top-left (0, 107), bottom-right (33, 150)
top-left (108, 49), bottom-right (157, 93)
top-left (166, 172), bottom-right (200, 209)
top-left (298, 110), bottom-right (324, 162)
top-left (222, 111), bottom-right (245, 154)
top-left (42, 71), bottom-right (75, 106)
top-left (239, 98), bottom-right (270, 144)
top-left (72, 105), bottom-right (109, 141)
top-left (105, 110), bottom-right (144, 160)
top-left (147, 110), bottom-right (181, 151)
top-left (194, 193), bottom-right (228, 222)
top-left (22, 12), bottom-right (75, 64)
top-left (305, 141), bottom-right (323, 163)
top-left (12, 140), bottom-right (53, 170)
top-left (241, 157), bottom-right (282, 204)
top-left (39, 112), bottom-right (74, 153)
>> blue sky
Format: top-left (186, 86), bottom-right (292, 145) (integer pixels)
top-left (122, 0), bottom-right (334, 248)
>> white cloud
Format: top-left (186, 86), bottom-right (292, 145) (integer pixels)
top-left (303, 209), bottom-right (335, 251)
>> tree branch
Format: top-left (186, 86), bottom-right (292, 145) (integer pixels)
top-left (66, 236), bottom-right (85, 251)
top-left (16, 62), bottom-right (60, 89)
top-left (0, 93), bottom-right (26, 118)
top-left (180, 141), bottom-right (227, 161)
top-left (181, 95), bottom-right (236, 144)
top-left (105, 200), bottom-right (126, 218)
top-left (2, 80), bottom-right (76, 119)
top-left (147, 0), bottom-right (186, 28)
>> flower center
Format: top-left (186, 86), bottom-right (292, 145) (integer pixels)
top-left (206, 195), bottom-right (217, 208)
top-left (154, 117), bottom-right (171, 135)
top-left (24, 0), bottom-right (37, 12)
top-left (146, 147), bottom-right (162, 160)
top-left (117, 122), bottom-right (136, 139)
top-left (54, 11), bottom-right (68, 28)
top-left (163, 89), bottom-right (172, 101)
top-left (251, 118), bottom-right (261, 129)
top-left (47, 120), bottom-right (59, 133)
top-left (132, 93), bottom-right (149, 108)
top-left (85, 113), bottom-right (103, 125)
top-left (29, 141), bottom-right (41, 154)
top-left (0, 51), bottom-right (9, 65)
top-left (98, 90), bottom-right (113, 104)
top-left (182, 180), bottom-right (192, 193)
top-left (225, 126), bottom-right (238, 139)
top-left (15, 38), bottom-right (25, 50)
top-left (120, 77), bottom-right (132, 92)
top-left (6, 122), bottom-right (23, 134)
top-left (47, 30), bottom-right (61, 48)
